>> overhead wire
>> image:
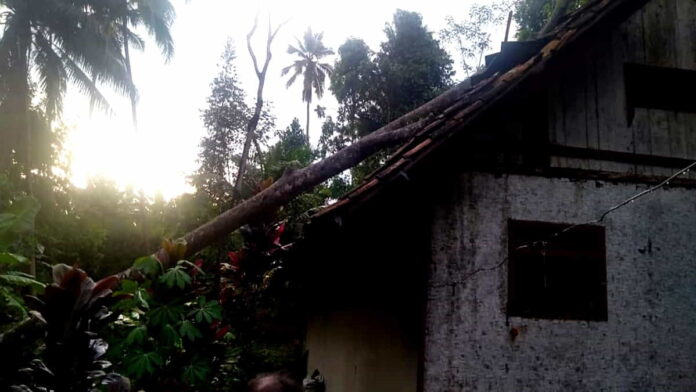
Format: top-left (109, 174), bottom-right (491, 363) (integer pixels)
top-left (434, 160), bottom-right (696, 289)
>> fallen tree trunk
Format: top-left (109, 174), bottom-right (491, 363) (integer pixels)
top-left (182, 117), bottom-right (428, 257)
top-left (119, 78), bottom-right (476, 277)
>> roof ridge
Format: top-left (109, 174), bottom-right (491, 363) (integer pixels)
top-left (311, 0), bottom-right (650, 222)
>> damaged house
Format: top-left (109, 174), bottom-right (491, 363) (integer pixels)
top-left (297, 0), bottom-right (696, 390)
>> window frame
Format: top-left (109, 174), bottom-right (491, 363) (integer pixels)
top-left (507, 219), bottom-right (608, 321)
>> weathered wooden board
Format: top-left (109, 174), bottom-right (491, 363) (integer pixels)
top-left (683, 112), bottom-right (696, 179)
top-left (631, 109), bottom-right (654, 175)
top-left (675, 0), bottom-right (696, 71)
top-left (584, 56), bottom-right (603, 171)
top-left (642, 0), bottom-right (678, 67)
top-left (562, 72), bottom-right (589, 150)
top-left (669, 112), bottom-right (689, 159)
top-left (597, 28), bottom-right (635, 173)
top-left (548, 78), bottom-right (568, 167)
top-left (546, 0), bottom-right (695, 177)
top-left (620, 11), bottom-right (650, 174)
top-left (674, 0), bottom-right (696, 179)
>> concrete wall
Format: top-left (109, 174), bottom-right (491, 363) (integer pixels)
top-left (424, 172), bottom-right (696, 391)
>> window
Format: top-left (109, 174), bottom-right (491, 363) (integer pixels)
top-left (624, 63), bottom-right (696, 125)
top-left (507, 219), bottom-right (607, 321)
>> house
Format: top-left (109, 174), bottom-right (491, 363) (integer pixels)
top-left (297, 0), bottom-right (696, 390)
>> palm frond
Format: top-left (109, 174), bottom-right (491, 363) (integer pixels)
top-left (285, 71), bottom-right (299, 89)
top-left (134, 0), bottom-right (175, 61)
top-left (33, 32), bottom-right (67, 119)
top-left (59, 47), bottom-right (112, 115)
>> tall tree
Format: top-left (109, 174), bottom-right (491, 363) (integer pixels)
top-left (193, 41), bottom-right (274, 209)
top-left (234, 17), bottom-right (283, 200)
top-left (0, 0), bottom-right (175, 171)
top-left (440, 2), bottom-right (510, 77)
top-left (0, 0), bottom-right (138, 276)
top-left (378, 10), bottom-right (454, 122)
top-left (281, 27), bottom-right (334, 143)
top-left (329, 38), bottom-right (380, 139)
top-left (514, 0), bottom-right (590, 39)
top-left (322, 10), bottom-right (453, 181)
top-left (116, 0), bottom-right (175, 126)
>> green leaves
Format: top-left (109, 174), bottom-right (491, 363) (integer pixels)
top-left (0, 252), bottom-right (28, 266)
top-left (0, 271), bottom-right (45, 291)
top-left (148, 303), bottom-right (184, 327)
top-left (113, 279), bottom-right (150, 311)
top-left (0, 286), bottom-right (28, 317)
top-left (161, 324), bottom-right (182, 347)
top-left (178, 320), bottom-right (202, 341)
top-left (188, 296), bottom-right (222, 324)
top-left (182, 358), bottom-right (211, 386)
top-left (133, 255), bottom-right (162, 277)
top-left (159, 265), bottom-right (191, 289)
top-left (125, 351), bottom-right (163, 379)
top-left (125, 326), bottom-right (148, 346)
top-left (0, 196), bottom-right (40, 251)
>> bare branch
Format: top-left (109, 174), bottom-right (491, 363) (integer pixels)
top-left (246, 15), bottom-right (261, 76)
top-left (234, 17), bottom-right (284, 198)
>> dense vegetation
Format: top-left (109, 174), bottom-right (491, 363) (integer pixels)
top-left (0, 0), bottom-right (576, 390)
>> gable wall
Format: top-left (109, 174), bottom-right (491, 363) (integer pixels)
top-left (424, 171), bottom-right (696, 391)
top-left (548, 0), bottom-right (696, 176)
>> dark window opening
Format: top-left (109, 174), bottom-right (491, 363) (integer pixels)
top-left (624, 63), bottom-right (696, 125)
top-left (507, 219), bottom-right (607, 321)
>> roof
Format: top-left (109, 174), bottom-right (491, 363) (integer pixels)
top-left (311, 0), bottom-right (651, 223)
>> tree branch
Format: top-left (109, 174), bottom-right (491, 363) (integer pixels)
top-left (234, 17), bottom-right (283, 198)
top-left (246, 16), bottom-right (261, 77)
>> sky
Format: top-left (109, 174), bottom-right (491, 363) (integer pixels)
top-left (62, 0), bottom-right (510, 199)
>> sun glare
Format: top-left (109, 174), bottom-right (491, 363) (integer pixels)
top-left (62, 0), bottom-right (499, 201)
top-left (66, 114), bottom-right (194, 200)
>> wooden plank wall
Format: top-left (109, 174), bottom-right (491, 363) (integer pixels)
top-left (548, 0), bottom-right (696, 177)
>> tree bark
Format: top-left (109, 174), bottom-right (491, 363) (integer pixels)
top-left (306, 100), bottom-right (310, 144)
top-left (18, 20), bottom-right (36, 279)
top-left (233, 18), bottom-right (283, 199)
top-left (122, 19), bottom-right (138, 128)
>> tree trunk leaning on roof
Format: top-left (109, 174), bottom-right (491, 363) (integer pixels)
top-left (233, 17), bottom-right (284, 200)
top-left (119, 77), bottom-right (476, 278)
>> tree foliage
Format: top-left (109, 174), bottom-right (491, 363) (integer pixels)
top-left (514, 0), bottom-right (591, 39)
top-left (440, 2), bottom-right (511, 77)
top-left (321, 9), bottom-right (453, 183)
top-left (378, 10), bottom-right (454, 122)
top-left (193, 42), bottom-right (274, 209)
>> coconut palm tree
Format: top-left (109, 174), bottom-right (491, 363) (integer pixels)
top-left (0, 0), bottom-right (138, 276)
top-left (282, 27), bottom-right (333, 143)
top-left (0, 0), bottom-right (136, 170)
top-left (113, 0), bottom-right (175, 126)
top-left (84, 0), bottom-right (175, 126)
